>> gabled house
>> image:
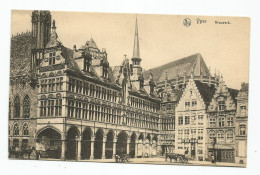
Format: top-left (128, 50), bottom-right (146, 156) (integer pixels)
top-left (175, 77), bottom-right (215, 161)
top-left (206, 77), bottom-right (238, 163)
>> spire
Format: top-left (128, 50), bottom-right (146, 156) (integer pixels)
top-left (50, 20), bottom-right (58, 40)
top-left (46, 20), bottom-right (61, 48)
top-left (133, 18), bottom-right (140, 59)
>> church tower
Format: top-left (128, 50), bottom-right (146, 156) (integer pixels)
top-left (131, 18), bottom-right (142, 81)
top-left (31, 10), bottom-right (52, 77)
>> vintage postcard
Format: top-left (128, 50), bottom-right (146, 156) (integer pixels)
top-left (9, 10), bottom-right (250, 167)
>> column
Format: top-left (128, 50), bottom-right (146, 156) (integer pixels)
top-left (149, 141), bottom-right (152, 157)
top-left (135, 140), bottom-right (138, 158)
top-left (142, 140), bottom-right (145, 158)
top-left (61, 140), bottom-right (66, 160)
top-left (77, 137), bottom-right (81, 161)
top-left (112, 137), bottom-right (117, 159)
top-left (102, 137), bottom-right (107, 159)
top-left (90, 136), bottom-right (95, 160)
top-left (127, 138), bottom-right (130, 154)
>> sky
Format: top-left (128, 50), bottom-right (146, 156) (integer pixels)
top-left (11, 10), bottom-right (250, 89)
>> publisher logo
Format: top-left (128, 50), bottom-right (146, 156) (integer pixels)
top-left (183, 18), bottom-right (191, 27)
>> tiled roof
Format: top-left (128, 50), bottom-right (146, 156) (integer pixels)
top-left (195, 80), bottom-right (215, 105)
top-left (228, 88), bottom-right (239, 104)
top-left (86, 38), bottom-right (98, 49)
top-left (10, 32), bottom-right (33, 77)
top-left (46, 30), bottom-right (61, 48)
top-left (172, 89), bottom-right (183, 101)
top-left (143, 53), bottom-right (210, 83)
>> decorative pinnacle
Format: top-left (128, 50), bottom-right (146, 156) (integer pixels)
top-left (52, 20), bottom-right (56, 30)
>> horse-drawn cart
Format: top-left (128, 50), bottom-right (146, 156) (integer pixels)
top-left (166, 153), bottom-right (188, 163)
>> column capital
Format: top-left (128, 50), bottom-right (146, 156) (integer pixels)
top-left (127, 138), bottom-right (131, 143)
top-left (113, 137), bottom-right (118, 143)
top-left (103, 136), bottom-right (107, 142)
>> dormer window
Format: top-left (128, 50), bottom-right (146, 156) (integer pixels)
top-left (240, 105), bottom-right (246, 116)
top-left (49, 52), bottom-right (56, 65)
top-left (218, 100), bottom-right (225, 111)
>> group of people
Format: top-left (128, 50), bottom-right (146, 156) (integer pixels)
top-left (9, 146), bottom-right (40, 160)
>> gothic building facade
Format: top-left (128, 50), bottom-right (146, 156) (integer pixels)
top-left (9, 10), bottom-right (248, 163)
top-left (206, 78), bottom-right (238, 162)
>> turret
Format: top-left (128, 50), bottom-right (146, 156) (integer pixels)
top-left (31, 10), bottom-right (52, 78)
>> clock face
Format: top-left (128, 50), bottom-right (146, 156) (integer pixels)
top-left (210, 105), bottom-right (214, 109)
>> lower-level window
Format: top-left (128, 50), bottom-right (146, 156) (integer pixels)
top-left (13, 139), bottom-right (19, 148)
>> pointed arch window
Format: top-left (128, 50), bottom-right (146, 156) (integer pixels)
top-left (23, 123), bottom-right (29, 136)
top-left (14, 96), bottom-right (20, 118)
top-left (13, 123), bottom-right (19, 136)
top-left (23, 95), bottom-right (30, 118)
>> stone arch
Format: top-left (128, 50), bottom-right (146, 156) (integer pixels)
top-left (138, 132), bottom-right (144, 141)
top-left (66, 125), bottom-right (80, 136)
top-left (81, 127), bottom-right (93, 160)
top-left (35, 126), bottom-right (62, 139)
top-left (36, 126), bottom-right (62, 159)
top-left (66, 126), bottom-right (80, 160)
top-left (94, 128), bottom-right (104, 159)
top-left (146, 133), bottom-right (151, 142)
top-left (116, 130), bottom-right (128, 155)
top-left (152, 134), bottom-right (158, 142)
top-left (105, 130), bottom-right (115, 159)
top-left (129, 132), bottom-right (137, 158)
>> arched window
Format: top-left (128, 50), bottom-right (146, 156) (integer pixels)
top-left (227, 131), bottom-right (233, 141)
top-left (239, 124), bottom-right (246, 136)
top-left (217, 131), bottom-right (224, 142)
top-left (13, 123), bottom-right (19, 136)
top-left (14, 96), bottom-right (20, 118)
top-left (209, 131), bottom-right (216, 141)
top-left (23, 95), bottom-right (30, 118)
top-left (23, 123), bottom-right (29, 136)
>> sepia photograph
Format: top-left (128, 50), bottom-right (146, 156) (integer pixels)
top-left (8, 9), bottom-right (250, 168)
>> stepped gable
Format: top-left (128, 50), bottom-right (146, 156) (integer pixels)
top-left (194, 80), bottom-right (215, 106)
top-left (10, 32), bottom-right (33, 77)
top-left (143, 53), bottom-right (210, 83)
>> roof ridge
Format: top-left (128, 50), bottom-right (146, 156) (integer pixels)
top-left (144, 53), bottom-right (201, 72)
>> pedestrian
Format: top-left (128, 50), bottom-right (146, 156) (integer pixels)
top-left (211, 154), bottom-right (215, 163)
top-left (184, 148), bottom-right (189, 158)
